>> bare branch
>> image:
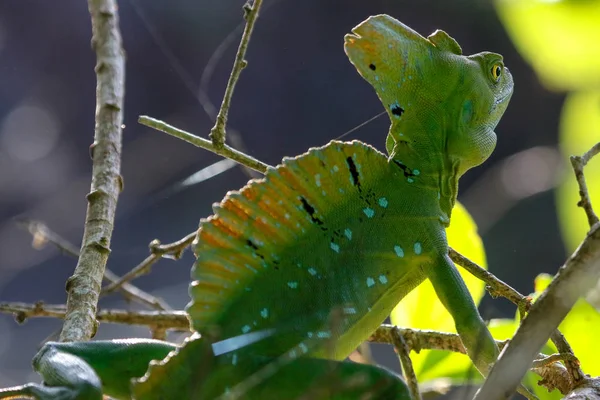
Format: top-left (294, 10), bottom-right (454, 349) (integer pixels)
top-left (102, 231), bottom-right (197, 294)
top-left (570, 141), bottom-right (600, 228)
top-left (391, 327), bottom-right (421, 400)
top-left (60, 0), bottom-right (125, 342)
top-left (15, 218), bottom-right (171, 311)
top-left (209, 0), bottom-right (264, 148)
top-left (139, 116), bottom-right (270, 174)
top-left (0, 302), bottom-right (189, 331)
top-left (449, 248), bottom-right (526, 310)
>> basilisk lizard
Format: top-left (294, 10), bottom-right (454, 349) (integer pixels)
top-left (0, 14), bottom-right (513, 399)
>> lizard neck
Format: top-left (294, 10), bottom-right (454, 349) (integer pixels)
top-left (387, 123), bottom-right (460, 226)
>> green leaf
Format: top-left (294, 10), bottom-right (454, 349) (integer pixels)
top-left (494, 0), bottom-right (600, 91)
top-left (556, 91), bottom-right (600, 252)
top-left (390, 202), bottom-right (487, 381)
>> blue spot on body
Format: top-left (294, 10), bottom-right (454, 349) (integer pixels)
top-left (414, 242), bottom-right (422, 255)
top-left (260, 308), bottom-right (269, 318)
top-left (299, 343), bottom-right (309, 353)
top-left (366, 277), bottom-right (375, 287)
top-left (407, 178), bottom-right (414, 183)
top-left (344, 307), bottom-right (357, 314)
top-left (317, 331), bottom-right (332, 338)
top-left (363, 207), bottom-right (375, 218)
top-left (287, 281), bottom-right (298, 289)
top-left (332, 165), bottom-right (339, 172)
top-left (375, 75), bottom-right (379, 81)
top-left (308, 267), bottom-right (317, 276)
top-left (232, 353), bottom-right (238, 365)
top-left (413, 169), bottom-right (420, 176)
top-left (307, 332), bottom-right (314, 338)
top-left (315, 174), bottom-right (321, 187)
top-left (242, 325), bottom-right (251, 334)
top-left (344, 228), bottom-right (352, 240)
top-left (330, 242), bottom-right (340, 253)
top-left (394, 245), bottom-right (404, 257)
top-left (244, 264), bottom-right (258, 274)
top-left (379, 275), bottom-right (388, 284)
top-left (289, 349), bottom-right (297, 359)
top-left (378, 197), bottom-right (388, 208)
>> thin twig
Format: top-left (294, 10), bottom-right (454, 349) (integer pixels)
top-left (449, 247), bottom-right (526, 312)
top-left (0, 302), bottom-right (189, 331)
top-left (59, 0), bottom-right (125, 342)
top-left (549, 329), bottom-right (584, 387)
top-left (209, 0), bottom-right (264, 148)
top-left (570, 142), bottom-right (600, 228)
top-left (103, 269), bottom-right (171, 310)
top-left (139, 116), bottom-right (270, 174)
top-left (531, 353), bottom-right (579, 369)
top-left (102, 231), bottom-right (197, 294)
top-left (15, 218), bottom-right (171, 310)
top-left (391, 327), bottom-right (421, 400)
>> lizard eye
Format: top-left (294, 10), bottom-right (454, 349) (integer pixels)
top-left (491, 63), bottom-right (503, 82)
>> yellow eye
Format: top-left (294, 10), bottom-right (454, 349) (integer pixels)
top-left (491, 63), bottom-right (503, 82)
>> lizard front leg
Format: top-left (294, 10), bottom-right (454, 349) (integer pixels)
top-left (427, 253), bottom-right (499, 375)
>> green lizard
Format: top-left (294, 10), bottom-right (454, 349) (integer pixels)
top-left (0, 14), bottom-right (513, 400)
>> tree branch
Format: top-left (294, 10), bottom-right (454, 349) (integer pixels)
top-left (15, 218), bottom-right (171, 311)
top-left (59, 0), bottom-right (125, 342)
top-left (1, 302), bottom-right (188, 331)
top-left (139, 116), bottom-right (270, 174)
top-left (391, 326), bottom-right (421, 400)
top-left (101, 231), bottom-right (197, 294)
top-left (570, 141), bottom-right (600, 228)
top-left (209, 0), bottom-right (264, 148)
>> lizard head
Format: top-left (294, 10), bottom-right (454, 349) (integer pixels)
top-left (344, 15), bottom-right (514, 177)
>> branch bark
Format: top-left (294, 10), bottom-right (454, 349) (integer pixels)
top-left (60, 0), bottom-right (125, 342)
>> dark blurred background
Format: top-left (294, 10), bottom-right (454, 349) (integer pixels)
top-left (0, 0), bottom-right (567, 389)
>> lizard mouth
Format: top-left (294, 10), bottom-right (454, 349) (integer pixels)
top-left (494, 68), bottom-right (514, 107)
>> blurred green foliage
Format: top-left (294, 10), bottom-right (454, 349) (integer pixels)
top-left (495, 0), bottom-right (600, 91)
